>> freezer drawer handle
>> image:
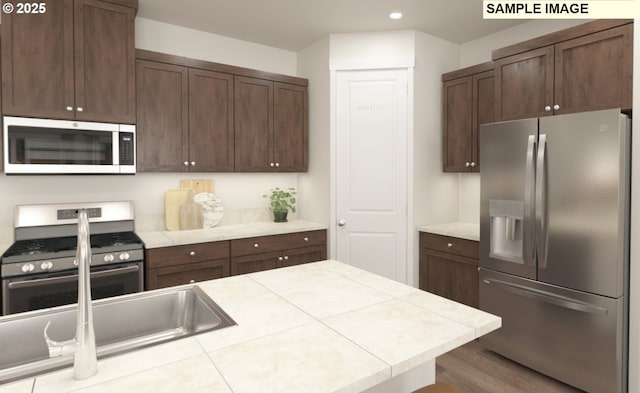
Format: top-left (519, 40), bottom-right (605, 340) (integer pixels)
top-left (483, 278), bottom-right (608, 316)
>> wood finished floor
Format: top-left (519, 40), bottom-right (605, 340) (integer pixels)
top-left (435, 340), bottom-right (585, 393)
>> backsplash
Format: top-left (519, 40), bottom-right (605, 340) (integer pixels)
top-left (0, 172), bottom-right (298, 243)
top-left (136, 207), bottom-right (284, 232)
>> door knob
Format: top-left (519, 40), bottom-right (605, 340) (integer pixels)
top-left (338, 219), bottom-right (346, 227)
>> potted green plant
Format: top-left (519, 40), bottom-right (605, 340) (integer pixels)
top-left (263, 187), bottom-right (297, 222)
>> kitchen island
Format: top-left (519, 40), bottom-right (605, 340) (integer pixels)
top-left (0, 260), bottom-right (500, 393)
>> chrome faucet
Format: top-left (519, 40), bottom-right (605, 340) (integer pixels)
top-left (43, 209), bottom-right (98, 379)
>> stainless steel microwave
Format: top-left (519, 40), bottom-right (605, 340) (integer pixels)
top-left (3, 116), bottom-right (135, 174)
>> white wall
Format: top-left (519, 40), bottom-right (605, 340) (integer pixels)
top-left (411, 31), bottom-right (460, 285)
top-left (456, 19), bottom-right (590, 224)
top-left (297, 37), bottom-right (331, 230)
top-left (0, 19), bottom-right (301, 242)
top-left (135, 18), bottom-right (297, 75)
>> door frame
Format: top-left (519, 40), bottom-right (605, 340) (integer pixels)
top-left (329, 67), bottom-right (415, 285)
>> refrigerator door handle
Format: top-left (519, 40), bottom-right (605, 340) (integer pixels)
top-left (482, 278), bottom-right (608, 316)
top-left (535, 134), bottom-right (548, 269)
top-left (523, 135), bottom-right (537, 266)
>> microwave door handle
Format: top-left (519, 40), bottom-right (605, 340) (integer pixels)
top-left (523, 135), bottom-right (537, 267)
top-left (536, 134), bottom-right (548, 269)
top-left (7, 265), bottom-right (140, 290)
top-left (112, 131), bottom-right (119, 166)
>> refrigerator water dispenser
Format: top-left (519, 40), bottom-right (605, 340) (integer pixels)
top-left (489, 199), bottom-right (524, 264)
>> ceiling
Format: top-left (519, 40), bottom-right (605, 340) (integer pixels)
top-left (136, 0), bottom-right (527, 52)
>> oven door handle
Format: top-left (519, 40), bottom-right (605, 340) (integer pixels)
top-left (7, 265), bottom-right (140, 290)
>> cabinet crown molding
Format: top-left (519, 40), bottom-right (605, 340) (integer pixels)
top-left (492, 19), bottom-right (633, 60)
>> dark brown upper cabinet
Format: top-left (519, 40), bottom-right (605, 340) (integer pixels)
top-left (1, 0), bottom-right (136, 123)
top-left (234, 77), bottom-right (308, 172)
top-left (136, 60), bottom-right (234, 172)
top-left (234, 76), bottom-right (273, 172)
top-left (135, 50), bottom-right (308, 173)
top-left (136, 59), bottom-right (189, 172)
top-left (188, 69), bottom-right (235, 172)
top-left (442, 62), bottom-right (494, 172)
top-left (494, 20), bottom-right (632, 121)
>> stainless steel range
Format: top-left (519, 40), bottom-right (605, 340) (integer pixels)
top-left (1, 201), bottom-right (144, 315)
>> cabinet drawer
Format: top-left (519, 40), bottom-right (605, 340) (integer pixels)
top-left (146, 241), bottom-right (230, 269)
top-left (231, 230), bottom-right (326, 257)
top-left (146, 258), bottom-right (229, 290)
top-left (420, 232), bottom-right (479, 259)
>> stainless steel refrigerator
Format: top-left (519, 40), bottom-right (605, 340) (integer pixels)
top-left (479, 108), bottom-right (630, 393)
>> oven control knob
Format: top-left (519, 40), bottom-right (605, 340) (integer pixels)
top-left (40, 261), bottom-right (54, 271)
top-left (119, 252), bottom-right (130, 261)
top-left (21, 263), bottom-right (35, 273)
top-left (104, 254), bottom-right (115, 263)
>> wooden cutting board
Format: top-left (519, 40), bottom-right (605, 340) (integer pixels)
top-left (165, 189), bottom-right (192, 231)
top-left (179, 179), bottom-right (214, 195)
top-left (180, 198), bottom-right (203, 230)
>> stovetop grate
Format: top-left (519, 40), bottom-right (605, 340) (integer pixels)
top-left (2, 232), bottom-right (142, 260)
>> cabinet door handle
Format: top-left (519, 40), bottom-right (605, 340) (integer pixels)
top-left (66, 106), bottom-right (73, 112)
top-left (77, 107), bottom-right (84, 112)
top-left (544, 105), bottom-right (551, 112)
top-left (189, 251), bottom-right (195, 256)
top-left (278, 256), bottom-right (284, 262)
top-left (254, 243), bottom-right (259, 248)
top-left (465, 162), bottom-right (470, 167)
top-left (184, 161), bottom-right (189, 166)
top-left (189, 279), bottom-right (195, 283)
top-left (447, 243), bottom-right (453, 248)
top-left (275, 162), bottom-right (280, 168)
top-left (303, 237), bottom-right (309, 242)
top-left (270, 163), bottom-right (275, 168)
top-left (470, 162), bottom-right (476, 167)
top-left (191, 161), bottom-right (196, 167)
top-left (553, 104), bottom-right (560, 111)
top-left (283, 256), bottom-right (289, 261)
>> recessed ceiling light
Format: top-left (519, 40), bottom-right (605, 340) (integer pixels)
top-left (389, 12), bottom-right (403, 20)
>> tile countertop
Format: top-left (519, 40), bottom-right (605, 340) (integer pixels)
top-left (0, 260), bottom-right (501, 393)
top-left (138, 219), bottom-right (328, 248)
top-left (417, 222), bottom-right (480, 241)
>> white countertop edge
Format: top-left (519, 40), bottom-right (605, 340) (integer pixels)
top-left (138, 220), bottom-right (328, 249)
top-left (417, 222), bottom-right (479, 241)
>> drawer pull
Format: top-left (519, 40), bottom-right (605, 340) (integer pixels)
top-left (303, 237), bottom-right (309, 242)
top-left (447, 243), bottom-right (453, 248)
top-left (254, 243), bottom-right (259, 248)
top-left (189, 251), bottom-right (196, 256)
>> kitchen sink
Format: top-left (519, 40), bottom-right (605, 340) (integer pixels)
top-left (0, 285), bottom-right (236, 384)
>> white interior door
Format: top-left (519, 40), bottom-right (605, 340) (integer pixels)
top-left (336, 69), bottom-right (408, 282)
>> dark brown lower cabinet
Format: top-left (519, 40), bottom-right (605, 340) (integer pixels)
top-left (147, 258), bottom-right (229, 290)
top-left (145, 241), bottom-right (230, 290)
top-left (145, 229), bottom-right (328, 289)
top-left (419, 232), bottom-right (479, 308)
top-left (231, 230), bottom-right (327, 275)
